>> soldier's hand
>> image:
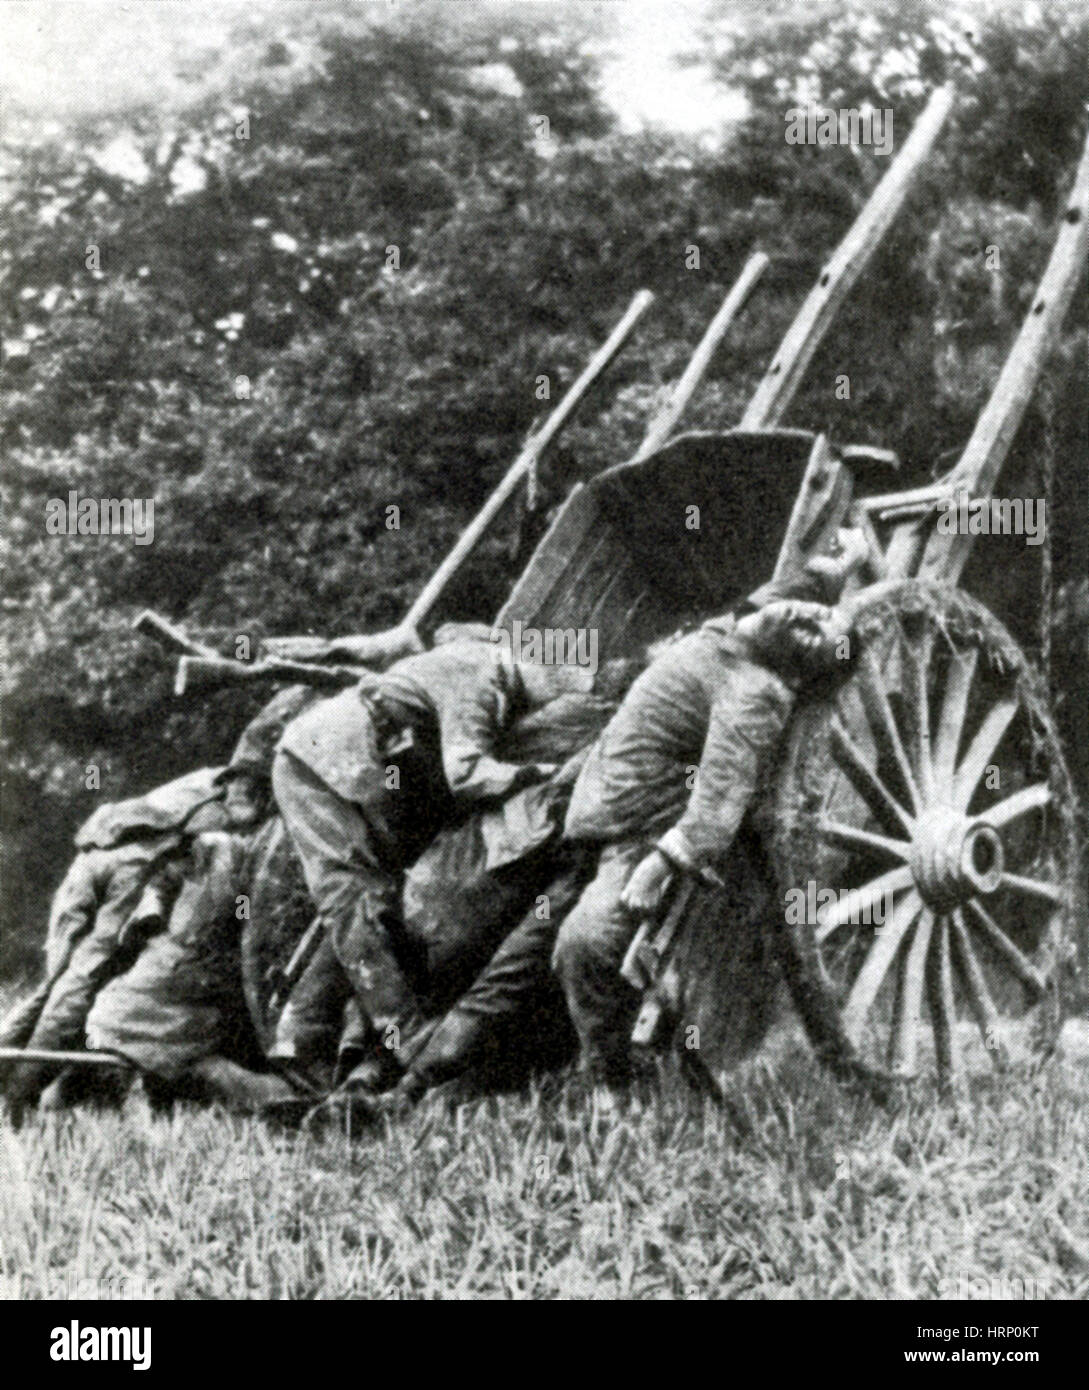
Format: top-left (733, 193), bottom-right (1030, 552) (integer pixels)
top-left (621, 850), bottom-right (674, 917)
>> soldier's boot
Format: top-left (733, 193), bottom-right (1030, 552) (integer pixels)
top-left (4, 1059), bottom-right (58, 1121)
top-left (331, 997), bottom-right (376, 1085)
top-left (189, 1055), bottom-right (310, 1118)
top-left (302, 1035), bottom-right (419, 1140)
top-left (38, 1063), bottom-right (129, 1113)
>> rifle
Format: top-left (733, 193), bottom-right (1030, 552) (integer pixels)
top-left (266, 916), bottom-right (326, 1017)
top-left (132, 610), bottom-right (221, 661)
top-left (173, 654), bottom-right (364, 697)
top-left (0, 1047), bottom-right (130, 1069)
top-left (620, 882), bottom-right (694, 1046)
top-left (134, 612), bottom-right (367, 694)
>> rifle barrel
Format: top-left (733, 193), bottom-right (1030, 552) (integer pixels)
top-left (0, 1047), bottom-right (130, 1068)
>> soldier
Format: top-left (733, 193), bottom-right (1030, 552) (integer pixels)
top-left (80, 686), bottom-right (324, 1114)
top-left (1, 767), bottom-right (226, 1118)
top-left (3, 687), bottom-right (320, 1119)
top-left (84, 819), bottom-right (299, 1114)
top-left (552, 534), bottom-right (869, 1091)
top-left (309, 845), bottom-right (593, 1132)
top-left (302, 661), bottom-right (646, 1131)
top-left (271, 637), bottom-right (594, 1093)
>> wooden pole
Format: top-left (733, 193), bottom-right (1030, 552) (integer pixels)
top-left (915, 125), bottom-right (1089, 586)
top-left (740, 84), bottom-right (955, 431)
top-left (400, 288), bottom-right (655, 635)
top-left (634, 252), bottom-right (769, 461)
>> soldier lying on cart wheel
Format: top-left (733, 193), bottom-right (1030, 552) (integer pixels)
top-left (552, 530), bottom-right (870, 1101)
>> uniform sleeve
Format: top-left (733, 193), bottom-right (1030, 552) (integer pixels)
top-left (656, 673), bottom-right (795, 881)
top-left (439, 668), bottom-right (530, 801)
top-left (123, 856), bottom-right (186, 938)
top-left (43, 852), bottom-right (105, 977)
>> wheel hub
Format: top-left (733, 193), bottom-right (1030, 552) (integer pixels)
top-left (909, 807), bottom-right (1004, 908)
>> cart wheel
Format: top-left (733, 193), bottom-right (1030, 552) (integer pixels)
top-left (772, 580), bottom-right (1082, 1087)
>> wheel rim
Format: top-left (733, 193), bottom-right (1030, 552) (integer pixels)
top-left (774, 581), bottom-right (1079, 1083)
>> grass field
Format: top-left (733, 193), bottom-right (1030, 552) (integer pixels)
top-left (2, 1019), bottom-right (1088, 1301)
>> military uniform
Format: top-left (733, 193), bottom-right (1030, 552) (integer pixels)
top-left (553, 617), bottom-right (798, 1083)
top-left (86, 829), bottom-right (259, 1082)
top-left (271, 640), bottom-right (561, 1062)
top-left (1, 768), bottom-right (225, 1109)
top-left (393, 844), bottom-right (592, 1099)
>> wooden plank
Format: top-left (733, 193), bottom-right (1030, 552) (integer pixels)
top-left (740, 85), bottom-right (954, 431)
top-left (495, 482), bottom-right (601, 628)
top-left (915, 125), bottom-right (1089, 585)
top-left (770, 433), bottom-right (852, 583)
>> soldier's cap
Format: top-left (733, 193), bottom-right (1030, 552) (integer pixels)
top-left (75, 766), bottom-right (226, 850)
top-left (740, 566), bottom-right (830, 615)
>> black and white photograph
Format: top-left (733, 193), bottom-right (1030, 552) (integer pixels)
top-left (0, 0), bottom-right (1086, 1325)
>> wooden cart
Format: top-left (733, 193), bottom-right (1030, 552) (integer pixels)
top-left (498, 95), bottom-right (1089, 1087)
top-left (220, 89), bottom-right (1085, 1088)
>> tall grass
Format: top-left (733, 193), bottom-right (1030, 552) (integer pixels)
top-left (2, 1031), bottom-right (1087, 1300)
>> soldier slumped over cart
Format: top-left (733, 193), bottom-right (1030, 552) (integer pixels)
top-left (555, 541), bottom-right (869, 1092)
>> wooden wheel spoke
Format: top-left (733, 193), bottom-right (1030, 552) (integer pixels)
top-left (816, 865), bottom-right (915, 941)
top-left (999, 871), bottom-right (1065, 907)
top-left (925, 915), bottom-right (960, 1081)
top-left (904, 630), bottom-right (934, 803)
top-left (782, 580), bottom-right (1076, 1091)
top-left (842, 890), bottom-right (922, 1046)
top-left (818, 820), bottom-right (912, 861)
top-left (933, 647), bottom-right (978, 790)
top-left (952, 698), bottom-right (1017, 810)
top-left (830, 717), bottom-right (914, 837)
top-left (891, 907), bottom-right (934, 1075)
top-left (949, 909), bottom-right (1005, 1067)
top-left (963, 899), bottom-right (1048, 1001)
top-left (857, 652), bottom-right (921, 812)
top-left (985, 782), bottom-right (1051, 829)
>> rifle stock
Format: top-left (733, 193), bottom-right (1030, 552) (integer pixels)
top-left (175, 654), bottom-right (364, 697)
top-left (133, 610), bottom-right (221, 660)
